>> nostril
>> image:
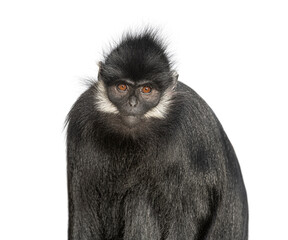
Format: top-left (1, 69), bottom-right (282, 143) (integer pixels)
top-left (129, 96), bottom-right (137, 107)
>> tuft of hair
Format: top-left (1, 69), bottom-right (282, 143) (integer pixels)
top-left (99, 29), bottom-right (174, 89)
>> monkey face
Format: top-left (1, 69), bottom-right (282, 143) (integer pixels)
top-left (93, 31), bottom-right (178, 131)
top-left (95, 78), bottom-right (176, 130)
top-left (107, 79), bottom-right (161, 127)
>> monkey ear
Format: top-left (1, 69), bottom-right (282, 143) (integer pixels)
top-left (97, 61), bottom-right (103, 80)
top-left (97, 61), bottom-right (103, 69)
top-left (171, 70), bottom-right (179, 86)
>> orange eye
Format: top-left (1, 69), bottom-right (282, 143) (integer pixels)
top-left (117, 84), bottom-right (127, 91)
top-left (141, 86), bottom-right (152, 94)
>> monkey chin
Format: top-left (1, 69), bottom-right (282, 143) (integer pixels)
top-left (120, 115), bottom-right (142, 128)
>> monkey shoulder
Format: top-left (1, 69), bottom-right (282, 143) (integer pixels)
top-left (173, 82), bottom-right (235, 172)
top-left (174, 81), bottom-right (222, 138)
top-left (66, 86), bottom-right (99, 140)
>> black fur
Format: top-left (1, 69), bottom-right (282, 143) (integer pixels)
top-left (66, 30), bottom-right (248, 239)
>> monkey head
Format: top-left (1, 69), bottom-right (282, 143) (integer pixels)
top-left (94, 31), bottom-right (178, 131)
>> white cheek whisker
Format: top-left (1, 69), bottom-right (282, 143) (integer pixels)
top-left (144, 87), bottom-right (175, 119)
top-left (94, 80), bottom-right (119, 114)
top-left (95, 80), bottom-right (175, 119)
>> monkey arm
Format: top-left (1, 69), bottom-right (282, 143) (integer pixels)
top-left (66, 92), bottom-right (104, 240)
top-left (169, 82), bottom-right (248, 240)
top-left (164, 152), bottom-right (248, 240)
top-left (204, 186), bottom-right (248, 240)
top-left (204, 131), bottom-right (248, 240)
top-left (67, 137), bottom-right (103, 240)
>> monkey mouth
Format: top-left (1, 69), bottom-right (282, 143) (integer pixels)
top-left (121, 115), bottom-right (142, 128)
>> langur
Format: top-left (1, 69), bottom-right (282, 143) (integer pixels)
top-left (66, 29), bottom-right (248, 240)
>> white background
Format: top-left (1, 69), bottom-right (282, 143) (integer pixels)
top-left (0, 1), bottom-right (287, 239)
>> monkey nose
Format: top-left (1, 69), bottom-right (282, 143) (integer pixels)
top-left (128, 96), bottom-right (138, 107)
